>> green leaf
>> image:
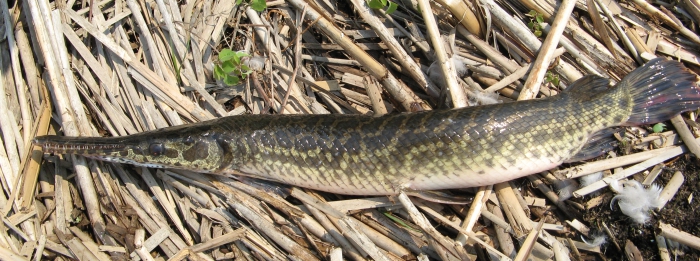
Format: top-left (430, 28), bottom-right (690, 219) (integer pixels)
top-left (214, 65), bottom-right (225, 80)
top-left (385, 1), bottom-right (398, 14)
top-left (233, 51), bottom-right (249, 64)
top-left (528, 10), bottom-right (537, 17)
top-left (240, 64), bottom-right (251, 73)
top-left (653, 123), bottom-right (666, 133)
top-left (224, 75), bottom-right (240, 85)
top-left (219, 49), bottom-right (236, 62)
top-left (235, 0), bottom-right (242, 5)
top-left (222, 60), bottom-right (236, 74)
top-left (367, 0), bottom-right (384, 9)
top-left (534, 30), bottom-right (542, 37)
top-left (251, 0), bottom-right (267, 11)
top-left (240, 71), bottom-right (252, 78)
top-left (552, 77), bottom-right (560, 86)
top-left (536, 14), bottom-right (544, 24)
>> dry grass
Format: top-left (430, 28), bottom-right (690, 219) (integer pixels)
top-left (1, 0), bottom-right (699, 260)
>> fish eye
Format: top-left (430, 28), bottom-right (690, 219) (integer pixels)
top-left (149, 143), bottom-right (165, 156)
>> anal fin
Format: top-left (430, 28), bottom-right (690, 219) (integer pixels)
top-left (565, 128), bottom-right (621, 163)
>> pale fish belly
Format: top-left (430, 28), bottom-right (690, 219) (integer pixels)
top-left (407, 162), bottom-right (560, 191)
top-left (402, 148), bottom-right (569, 192)
top-left (233, 157), bottom-right (561, 195)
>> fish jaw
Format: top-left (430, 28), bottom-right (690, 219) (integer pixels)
top-left (33, 133), bottom-right (232, 173)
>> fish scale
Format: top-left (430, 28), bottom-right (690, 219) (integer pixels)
top-left (34, 59), bottom-right (700, 197)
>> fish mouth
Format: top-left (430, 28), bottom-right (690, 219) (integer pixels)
top-left (33, 135), bottom-right (170, 168)
top-left (33, 135), bottom-right (133, 155)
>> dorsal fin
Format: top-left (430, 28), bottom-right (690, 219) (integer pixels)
top-left (563, 75), bottom-right (611, 94)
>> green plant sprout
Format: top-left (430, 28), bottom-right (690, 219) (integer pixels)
top-left (545, 70), bottom-right (560, 86)
top-left (527, 10), bottom-right (545, 37)
top-left (652, 123), bottom-right (666, 133)
top-left (367, 0), bottom-right (398, 14)
top-left (236, 0), bottom-right (266, 12)
top-left (214, 49), bottom-right (252, 86)
top-left (382, 212), bottom-right (421, 232)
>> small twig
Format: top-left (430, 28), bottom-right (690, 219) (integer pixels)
top-left (279, 7), bottom-right (305, 115)
top-left (417, 0), bottom-right (467, 107)
top-left (134, 229), bottom-right (155, 261)
top-left (558, 144), bottom-right (683, 179)
top-left (586, 0), bottom-right (617, 59)
top-left (670, 115), bottom-right (700, 158)
top-left (417, 201), bottom-right (511, 260)
top-left (573, 149), bottom-right (684, 197)
top-left (286, 0), bottom-right (428, 111)
top-left (494, 182), bottom-right (532, 238)
top-left (566, 237), bottom-right (582, 261)
top-left (655, 235), bottom-right (671, 261)
top-left (364, 76), bottom-right (388, 116)
top-left (642, 164), bottom-right (665, 186)
top-left (486, 203), bottom-right (517, 257)
top-left (629, 0), bottom-right (700, 45)
top-left (350, 0), bottom-right (438, 98)
top-left (518, 0), bottom-right (578, 100)
top-left (657, 171), bottom-right (684, 209)
top-left (526, 175), bottom-right (576, 219)
top-left (602, 222), bottom-right (622, 252)
top-left (396, 192), bottom-right (464, 260)
top-left (594, 0), bottom-right (642, 65)
top-left (513, 219), bottom-right (544, 261)
top-left (455, 185), bottom-right (491, 244)
top-left (625, 240), bottom-right (643, 261)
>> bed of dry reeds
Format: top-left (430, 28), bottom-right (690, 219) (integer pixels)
top-left (1, 0), bottom-right (700, 260)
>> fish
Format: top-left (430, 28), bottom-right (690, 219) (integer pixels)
top-left (34, 58), bottom-right (700, 198)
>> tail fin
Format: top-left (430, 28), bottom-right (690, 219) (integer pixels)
top-left (623, 58), bottom-right (700, 125)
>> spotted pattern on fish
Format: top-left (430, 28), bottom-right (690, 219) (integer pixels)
top-left (33, 59), bottom-right (700, 195)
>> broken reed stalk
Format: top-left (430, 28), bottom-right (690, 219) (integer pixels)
top-left (417, 0), bottom-right (468, 108)
top-left (518, 0), bottom-right (578, 100)
top-left (670, 115), bottom-right (700, 158)
top-left (286, 0), bottom-right (428, 111)
top-left (657, 171), bottom-right (684, 209)
top-left (658, 222), bottom-right (700, 251)
top-left (513, 219), bottom-right (544, 261)
top-left (455, 185), bottom-right (491, 244)
top-left (656, 235), bottom-right (672, 261)
top-left (349, 0), bottom-right (438, 98)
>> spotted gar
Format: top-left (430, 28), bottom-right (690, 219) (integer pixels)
top-left (35, 58), bottom-right (700, 196)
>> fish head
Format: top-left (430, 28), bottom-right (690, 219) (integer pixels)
top-left (34, 132), bottom-right (234, 173)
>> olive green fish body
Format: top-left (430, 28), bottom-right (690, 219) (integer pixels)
top-left (35, 59), bottom-right (700, 195)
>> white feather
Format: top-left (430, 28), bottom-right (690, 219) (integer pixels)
top-left (610, 180), bottom-right (663, 224)
top-left (579, 171), bottom-right (604, 187)
top-left (245, 56), bottom-right (266, 71)
top-left (452, 56), bottom-right (468, 76)
top-left (554, 179), bottom-right (576, 201)
top-left (470, 90), bottom-right (500, 105)
top-left (427, 56), bottom-right (469, 90)
top-left (581, 233), bottom-right (607, 247)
